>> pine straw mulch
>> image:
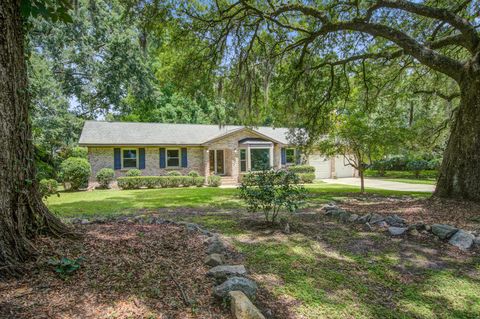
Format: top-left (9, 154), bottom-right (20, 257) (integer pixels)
top-left (334, 196), bottom-right (480, 231)
top-left (0, 223), bottom-right (231, 319)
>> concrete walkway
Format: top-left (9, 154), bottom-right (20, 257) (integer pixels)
top-left (321, 177), bottom-right (435, 193)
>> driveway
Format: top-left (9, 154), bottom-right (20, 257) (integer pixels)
top-left (320, 178), bottom-right (435, 193)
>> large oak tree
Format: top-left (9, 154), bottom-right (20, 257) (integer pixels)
top-left (189, 0), bottom-right (480, 201)
top-left (0, 0), bottom-right (71, 277)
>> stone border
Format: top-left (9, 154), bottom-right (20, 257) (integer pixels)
top-left (68, 215), bottom-right (266, 318)
top-left (324, 203), bottom-right (479, 251)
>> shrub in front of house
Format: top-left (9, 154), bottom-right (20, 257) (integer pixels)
top-left (39, 179), bottom-right (59, 199)
top-left (297, 173), bottom-right (315, 183)
top-left (207, 175), bottom-right (222, 187)
top-left (167, 171), bottom-right (182, 176)
top-left (287, 165), bottom-right (315, 173)
top-left (59, 157), bottom-right (91, 191)
top-left (96, 168), bottom-right (115, 188)
top-left (117, 175), bottom-right (205, 189)
top-left (126, 169), bottom-right (142, 177)
top-left (239, 169), bottom-right (307, 223)
top-left (287, 165), bottom-right (315, 183)
top-left (188, 170), bottom-right (200, 177)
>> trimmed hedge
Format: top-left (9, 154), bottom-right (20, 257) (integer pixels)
top-left (60, 157), bottom-right (91, 190)
top-left (288, 165), bottom-right (315, 173)
top-left (96, 168), bottom-right (115, 188)
top-left (126, 169), bottom-right (142, 177)
top-left (117, 175), bottom-right (205, 189)
top-left (207, 175), bottom-right (222, 187)
top-left (297, 173), bottom-right (315, 183)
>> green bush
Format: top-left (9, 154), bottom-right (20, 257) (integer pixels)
top-left (39, 179), bottom-right (59, 199)
top-left (370, 159), bottom-right (389, 176)
top-left (406, 160), bottom-right (430, 178)
top-left (96, 168), bottom-right (115, 188)
top-left (288, 165), bottom-right (315, 173)
top-left (70, 147), bottom-right (88, 159)
top-left (126, 169), bottom-right (142, 177)
top-left (297, 173), bottom-right (315, 183)
top-left (117, 176), bottom-right (205, 189)
top-left (48, 256), bottom-right (84, 279)
top-left (60, 157), bottom-right (91, 191)
top-left (427, 158), bottom-right (442, 170)
top-left (167, 171), bottom-right (182, 176)
top-left (188, 170), bottom-right (200, 177)
top-left (239, 170), bottom-right (307, 223)
top-left (207, 175), bottom-right (222, 187)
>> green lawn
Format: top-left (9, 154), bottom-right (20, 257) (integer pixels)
top-left (46, 182), bottom-right (430, 218)
top-left (367, 178), bottom-right (437, 185)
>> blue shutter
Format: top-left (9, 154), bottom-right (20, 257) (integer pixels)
top-left (159, 148), bottom-right (166, 168)
top-left (139, 148), bottom-right (145, 169)
top-left (281, 147), bottom-right (286, 165)
top-left (114, 148), bottom-right (121, 170)
top-left (181, 148), bottom-right (188, 168)
top-left (295, 149), bottom-right (302, 165)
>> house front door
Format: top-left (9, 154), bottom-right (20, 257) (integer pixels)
top-left (209, 150), bottom-right (225, 175)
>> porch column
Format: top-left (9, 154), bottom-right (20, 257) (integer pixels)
top-left (203, 148), bottom-right (210, 183)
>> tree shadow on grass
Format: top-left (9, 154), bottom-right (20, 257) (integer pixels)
top-left (228, 213), bottom-right (480, 319)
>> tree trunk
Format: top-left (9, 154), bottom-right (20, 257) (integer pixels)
top-left (0, 0), bottom-right (70, 278)
top-left (359, 168), bottom-right (365, 194)
top-left (435, 76), bottom-right (480, 201)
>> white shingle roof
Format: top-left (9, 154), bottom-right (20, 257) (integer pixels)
top-left (78, 121), bottom-right (291, 145)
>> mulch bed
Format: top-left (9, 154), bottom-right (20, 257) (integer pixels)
top-left (0, 224), bottom-right (230, 319)
top-left (337, 196), bottom-right (480, 230)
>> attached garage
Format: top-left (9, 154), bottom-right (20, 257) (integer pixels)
top-left (307, 153), bottom-right (356, 179)
top-left (308, 154), bottom-right (331, 179)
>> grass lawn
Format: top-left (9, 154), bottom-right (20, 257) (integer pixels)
top-left (46, 182), bottom-right (430, 218)
top-left (367, 178), bottom-right (437, 185)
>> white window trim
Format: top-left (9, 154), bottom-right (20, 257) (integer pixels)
top-left (245, 146), bottom-right (273, 172)
top-left (166, 147), bottom-right (181, 168)
top-left (285, 148), bottom-right (296, 165)
top-left (121, 148), bottom-right (139, 169)
top-left (239, 148), bottom-right (247, 172)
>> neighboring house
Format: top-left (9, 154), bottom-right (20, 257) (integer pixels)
top-left (78, 121), bottom-right (356, 183)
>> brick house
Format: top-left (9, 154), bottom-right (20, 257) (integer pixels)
top-left (78, 121), bottom-right (356, 184)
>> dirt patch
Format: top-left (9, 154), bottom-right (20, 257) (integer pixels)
top-left (338, 196), bottom-right (480, 230)
top-left (0, 224), bottom-right (229, 319)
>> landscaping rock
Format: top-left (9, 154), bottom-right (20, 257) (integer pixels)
top-left (205, 254), bottom-right (224, 267)
top-left (425, 225), bottom-right (432, 232)
top-left (408, 228), bottom-right (420, 236)
top-left (80, 219), bottom-right (90, 225)
top-left (448, 230), bottom-right (475, 251)
top-left (213, 277), bottom-right (257, 299)
top-left (207, 265), bottom-right (247, 280)
top-left (229, 290), bottom-right (265, 319)
top-left (388, 227), bottom-right (407, 236)
top-left (357, 214), bottom-right (371, 224)
top-left (348, 214), bottom-right (359, 223)
top-left (338, 211), bottom-right (352, 222)
top-left (431, 224), bottom-right (458, 240)
top-left (369, 214), bottom-right (385, 225)
top-left (376, 221), bottom-right (388, 228)
top-left (323, 204), bottom-right (338, 212)
top-left (207, 237), bottom-right (227, 254)
top-left (385, 215), bottom-right (406, 227)
top-left (474, 237), bottom-right (480, 246)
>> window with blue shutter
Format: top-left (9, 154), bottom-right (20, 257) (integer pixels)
top-left (159, 148), bottom-right (166, 168)
top-left (281, 147), bottom-right (286, 165)
top-left (114, 148), bottom-right (121, 170)
top-left (295, 149), bottom-right (302, 165)
top-left (181, 148), bottom-right (188, 168)
top-left (139, 148), bottom-right (145, 169)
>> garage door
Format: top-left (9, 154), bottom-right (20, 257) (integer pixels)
top-left (308, 154), bottom-right (331, 179)
top-left (334, 155), bottom-right (354, 178)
